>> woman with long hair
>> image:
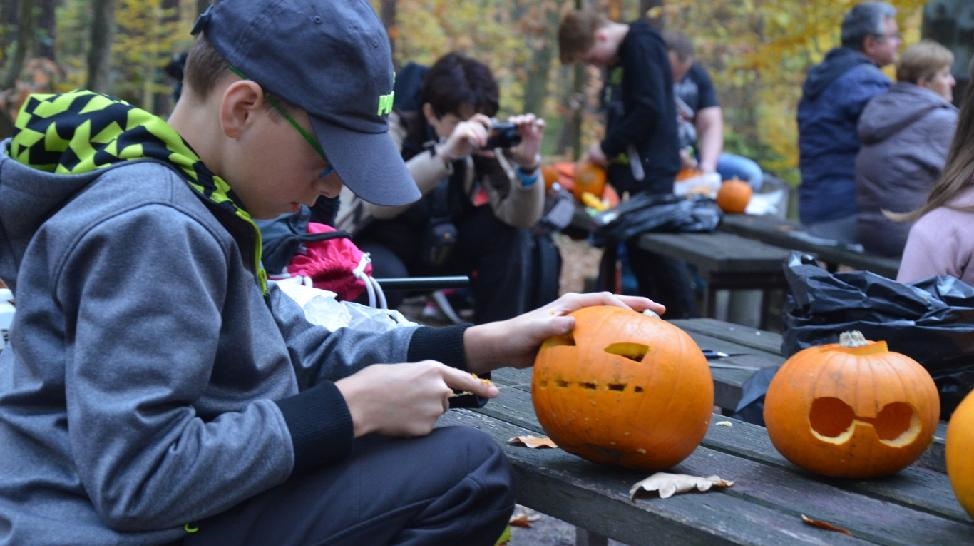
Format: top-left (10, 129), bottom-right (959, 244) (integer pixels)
top-left (896, 57), bottom-right (974, 284)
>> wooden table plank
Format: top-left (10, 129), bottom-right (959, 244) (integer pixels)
top-left (718, 214), bottom-right (900, 278)
top-left (636, 232), bottom-right (791, 275)
top-left (674, 318), bottom-right (784, 355)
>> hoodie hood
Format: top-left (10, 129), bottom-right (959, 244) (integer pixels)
top-left (858, 82), bottom-right (956, 144)
top-left (802, 47), bottom-right (873, 100)
top-left (0, 91), bottom-right (267, 292)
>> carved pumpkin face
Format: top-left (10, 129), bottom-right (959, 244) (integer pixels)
top-left (764, 332), bottom-right (939, 478)
top-left (532, 306), bottom-right (714, 471)
top-left (947, 391), bottom-right (974, 518)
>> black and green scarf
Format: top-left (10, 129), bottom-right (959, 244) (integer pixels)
top-left (10, 90), bottom-right (268, 293)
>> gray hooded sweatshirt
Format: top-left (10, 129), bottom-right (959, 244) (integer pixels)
top-left (855, 82), bottom-right (958, 257)
top-left (0, 91), bottom-right (468, 545)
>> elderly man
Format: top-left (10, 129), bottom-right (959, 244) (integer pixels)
top-left (797, 1), bottom-right (900, 244)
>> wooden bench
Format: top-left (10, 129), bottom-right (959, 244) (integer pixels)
top-left (442, 331), bottom-right (968, 544)
top-left (718, 214), bottom-right (900, 278)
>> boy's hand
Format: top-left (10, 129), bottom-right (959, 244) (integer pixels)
top-left (336, 361), bottom-right (498, 437)
top-left (463, 292), bottom-right (665, 374)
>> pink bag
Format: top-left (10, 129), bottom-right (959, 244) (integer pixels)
top-left (287, 223), bottom-right (378, 304)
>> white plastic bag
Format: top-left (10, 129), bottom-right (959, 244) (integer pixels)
top-left (274, 277), bottom-right (415, 333)
top-left (673, 172), bottom-right (721, 198)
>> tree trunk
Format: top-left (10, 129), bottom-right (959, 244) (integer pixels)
top-left (1, 0), bottom-right (33, 90)
top-left (380, 0), bottom-right (396, 63)
top-left (86, 0), bottom-right (116, 93)
top-left (35, 0), bottom-right (56, 60)
top-left (0, 0), bottom-right (18, 56)
top-left (521, 3), bottom-right (554, 118)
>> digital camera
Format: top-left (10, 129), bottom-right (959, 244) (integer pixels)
top-left (484, 121), bottom-right (522, 149)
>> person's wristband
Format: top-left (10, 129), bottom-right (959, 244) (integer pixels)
top-left (516, 165), bottom-right (539, 187)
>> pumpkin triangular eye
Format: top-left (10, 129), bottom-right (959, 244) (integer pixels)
top-left (604, 342), bottom-right (649, 362)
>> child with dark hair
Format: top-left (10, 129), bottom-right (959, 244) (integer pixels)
top-left (338, 51), bottom-right (549, 323)
top-left (0, 2), bottom-right (661, 544)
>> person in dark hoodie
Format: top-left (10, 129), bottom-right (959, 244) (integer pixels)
top-left (797, 1), bottom-right (900, 244)
top-left (0, 1), bottom-right (662, 545)
top-left (856, 40), bottom-right (958, 258)
top-left (558, 10), bottom-right (699, 319)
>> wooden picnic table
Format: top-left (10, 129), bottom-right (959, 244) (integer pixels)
top-left (443, 319), bottom-right (967, 545)
top-left (718, 214), bottom-right (900, 278)
top-left (635, 232), bottom-right (791, 330)
top-left (568, 205), bottom-right (794, 330)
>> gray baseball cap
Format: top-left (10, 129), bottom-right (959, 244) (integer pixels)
top-left (192, 0), bottom-right (420, 207)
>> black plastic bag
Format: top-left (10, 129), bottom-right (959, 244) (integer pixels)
top-left (736, 252), bottom-right (974, 423)
top-left (591, 193), bottom-right (721, 246)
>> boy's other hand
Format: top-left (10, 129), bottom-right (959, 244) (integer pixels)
top-left (463, 292), bottom-right (664, 374)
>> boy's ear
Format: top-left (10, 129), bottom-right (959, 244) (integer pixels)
top-left (220, 80), bottom-right (263, 138)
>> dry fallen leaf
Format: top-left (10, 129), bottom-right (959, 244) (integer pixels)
top-left (629, 472), bottom-right (734, 500)
top-left (508, 435), bottom-right (557, 449)
top-left (509, 506), bottom-right (542, 528)
top-left (800, 514), bottom-right (852, 536)
top-left (715, 421), bottom-right (733, 427)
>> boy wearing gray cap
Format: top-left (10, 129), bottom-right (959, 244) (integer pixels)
top-left (0, 0), bottom-right (661, 544)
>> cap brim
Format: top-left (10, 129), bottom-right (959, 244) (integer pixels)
top-left (309, 117), bottom-right (420, 207)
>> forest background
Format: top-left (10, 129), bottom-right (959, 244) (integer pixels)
top-left (0, 0), bottom-right (957, 189)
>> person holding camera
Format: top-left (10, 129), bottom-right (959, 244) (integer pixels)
top-left (338, 52), bottom-right (546, 323)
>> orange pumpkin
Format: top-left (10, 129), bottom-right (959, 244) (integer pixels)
top-left (715, 178), bottom-right (752, 214)
top-left (947, 390), bottom-right (974, 518)
top-left (764, 332), bottom-right (940, 478)
top-left (572, 161), bottom-right (607, 202)
top-left (676, 167), bottom-right (701, 181)
top-left (541, 164), bottom-right (561, 190)
top-left (532, 306), bottom-right (714, 471)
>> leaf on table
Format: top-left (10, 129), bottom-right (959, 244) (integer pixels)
top-left (509, 507), bottom-right (542, 528)
top-left (629, 472), bottom-right (734, 500)
top-left (508, 435), bottom-right (557, 449)
top-left (715, 420), bottom-right (733, 427)
top-left (800, 514), bottom-right (852, 536)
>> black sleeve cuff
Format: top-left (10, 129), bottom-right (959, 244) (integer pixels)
top-left (275, 381), bottom-right (354, 474)
top-left (407, 324), bottom-right (470, 370)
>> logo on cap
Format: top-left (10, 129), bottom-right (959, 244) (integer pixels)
top-left (377, 90), bottom-right (394, 116)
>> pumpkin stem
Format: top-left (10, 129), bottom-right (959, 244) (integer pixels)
top-left (839, 331), bottom-right (869, 348)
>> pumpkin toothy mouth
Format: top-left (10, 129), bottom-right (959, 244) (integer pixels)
top-left (808, 397), bottom-right (922, 447)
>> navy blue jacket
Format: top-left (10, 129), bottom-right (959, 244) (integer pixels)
top-left (797, 47), bottom-right (890, 224)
